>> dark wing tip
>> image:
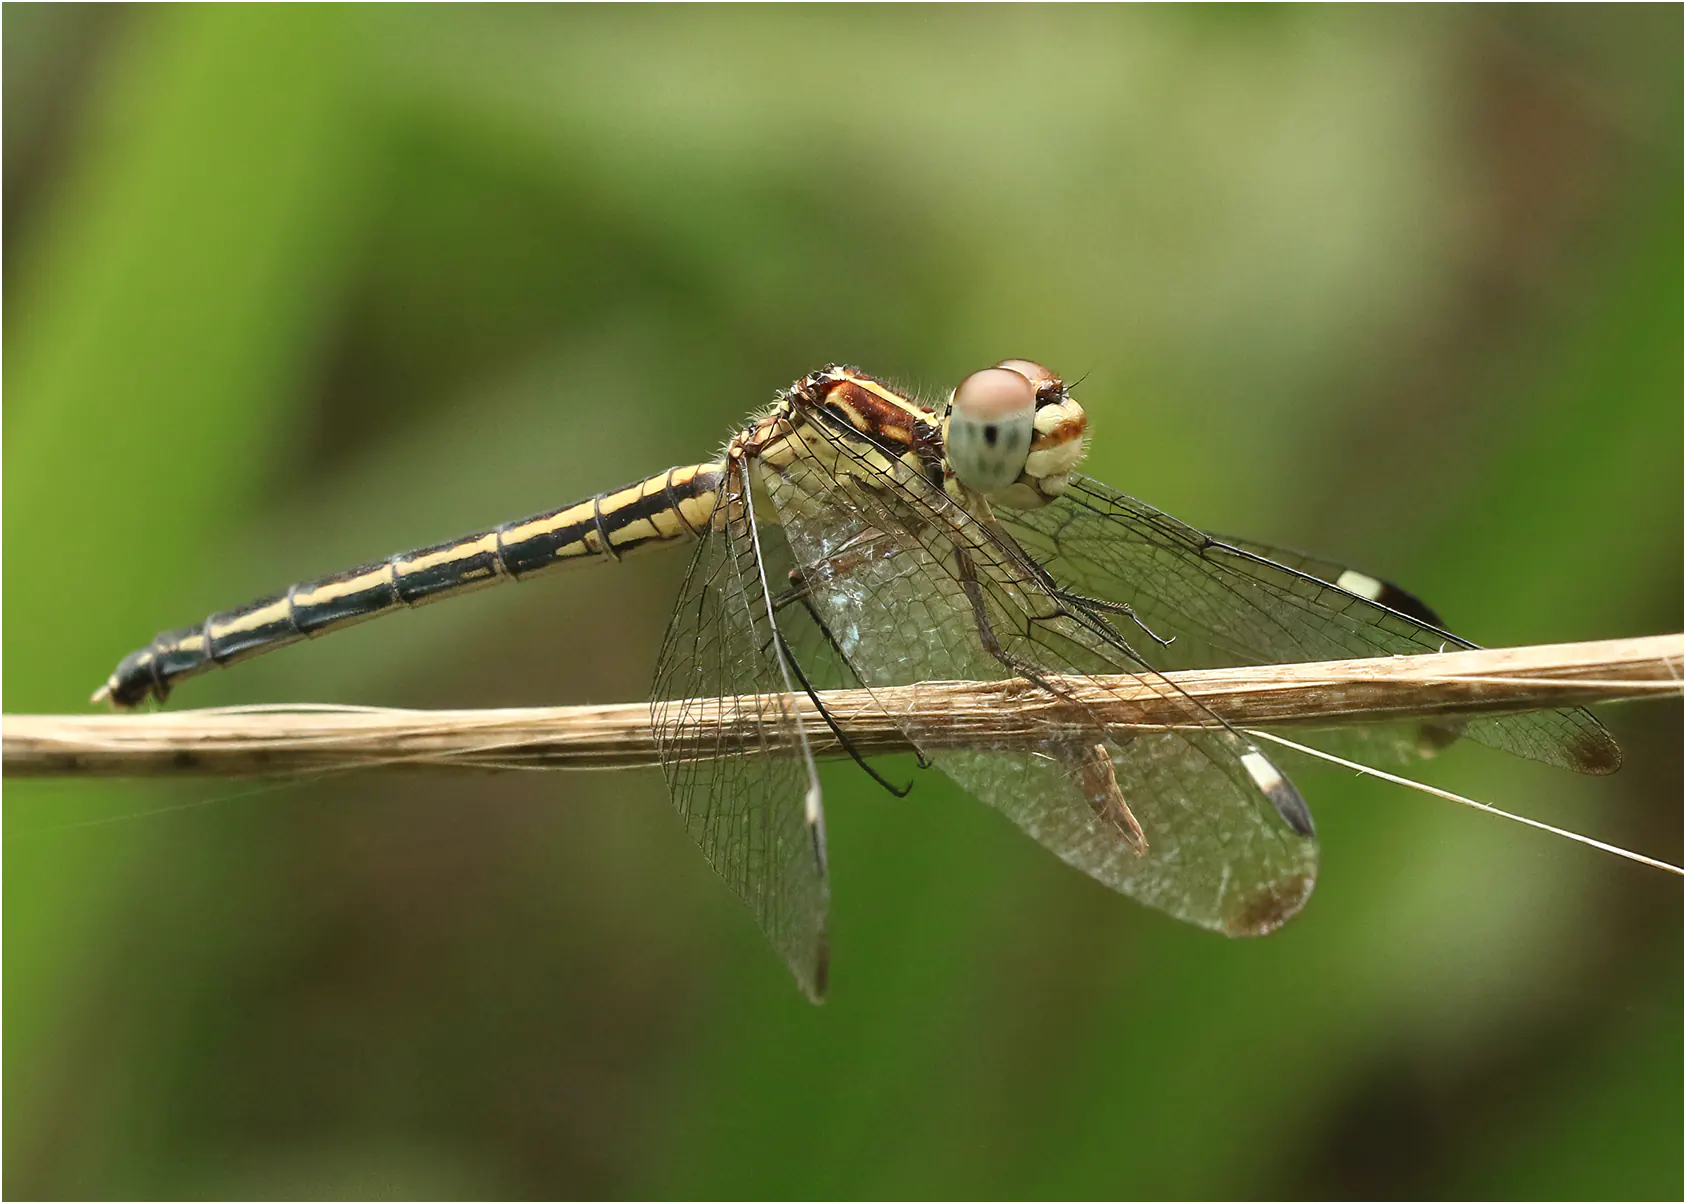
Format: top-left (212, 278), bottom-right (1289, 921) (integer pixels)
top-left (1416, 718), bottom-right (1468, 757)
top-left (1570, 723), bottom-right (1624, 776)
top-left (1372, 580), bottom-right (1444, 629)
top-left (807, 938), bottom-right (831, 1004)
top-left (1223, 872), bottom-right (1316, 937)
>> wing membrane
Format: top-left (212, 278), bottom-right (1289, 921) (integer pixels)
top-left (651, 464), bottom-right (830, 1000)
top-left (1210, 536), bottom-right (1445, 629)
top-left (760, 421), bottom-right (1317, 936)
top-left (1004, 475), bottom-right (1620, 774)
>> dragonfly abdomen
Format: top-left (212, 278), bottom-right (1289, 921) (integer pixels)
top-left (94, 462), bottom-right (726, 708)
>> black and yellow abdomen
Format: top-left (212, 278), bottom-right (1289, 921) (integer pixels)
top-left (95, 462), bottom-right (725, 708)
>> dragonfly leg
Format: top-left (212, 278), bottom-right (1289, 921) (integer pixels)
top-left (767, 547), bottom-right (926, 792)
top-left (951, 545), bottom-right (1085, 704)
top-left (1056, 587), bottom-right (1176, 648)
top-left (772, 533), bottom-right (942, 775)
top-left (775, 570), bottom-right (933, 772)
top-left (770, 624), bottom-right (915, 798)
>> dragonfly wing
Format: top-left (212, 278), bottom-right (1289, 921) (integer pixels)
top-left (1197, 535), bottom-right (1473, 765)
top-left (760, 425), bottom-right (1317, 936)
top-left (1003, 474), bottom-right (1620, 775)
top-left (1210, 536), bottom-right (1445, 629)
top-left (651, 463), bottom-right (830, 1001)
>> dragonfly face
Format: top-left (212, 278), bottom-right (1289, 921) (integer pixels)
top-left (942, 361), bottom-right (1088, 506)
top-left (97, 360), bottom-right (1620, 1002)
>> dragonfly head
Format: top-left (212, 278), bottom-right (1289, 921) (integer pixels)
top-left (944, 359), bottom-right (1087, 510)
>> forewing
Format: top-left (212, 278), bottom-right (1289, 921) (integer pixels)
top-left (1004, 475), bottom-right (1620, 774)
top-left (760, 424), bottom-right (1317, 936)
top-left (651, 466), bottom-right (830, 1000)
top-left (1211, 536), bottom-right (1445, 629)
top-left (1200, 536), bottom-right (1477, 766)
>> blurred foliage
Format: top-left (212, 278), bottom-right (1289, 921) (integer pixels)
top-left (4, 6), bottom-right (1680, 1199)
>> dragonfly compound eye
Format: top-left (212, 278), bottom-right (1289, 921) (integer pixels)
top-left (993, 358), bottom-right (1062, 400)
top-left (947, 367), bottom-right (1037, 492)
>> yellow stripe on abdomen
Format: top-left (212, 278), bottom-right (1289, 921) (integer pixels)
top-left (94, 462), bottom-right (727, 708)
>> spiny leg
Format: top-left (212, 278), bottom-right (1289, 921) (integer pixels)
top-left (951, 543), bottom-right (1083, 704)
top-left (1055, 587), bottom-right (1176, 649)
top-left (765, 546), bottom-right (917, 795)
top-left (772, 625), bottom-right (914, 798)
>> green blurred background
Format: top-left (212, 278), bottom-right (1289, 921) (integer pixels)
top-left (5, 6), bottom-right (1680, 1198)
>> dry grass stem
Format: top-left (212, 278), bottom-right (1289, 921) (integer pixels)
top-left (7, 634), bottom-right (1679, 779)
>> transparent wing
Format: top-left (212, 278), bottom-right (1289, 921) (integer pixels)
top-left (1210, 536), bottom-right (1446, 629)
top-left (760, 422), bottom-right (1317, 937)
top-left (651, 464), bottom-right (830, 1000)
top-left (1004, 475), bottom-right (1620, 775)
top-left (1200, 535), bottom-right (1470, 765)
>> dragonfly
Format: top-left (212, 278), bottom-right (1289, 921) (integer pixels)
top-left (96, 359), bottom-right (1620, 1000)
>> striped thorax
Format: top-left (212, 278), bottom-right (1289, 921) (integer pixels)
top-left (763, 358), bottom-right (1088, 515)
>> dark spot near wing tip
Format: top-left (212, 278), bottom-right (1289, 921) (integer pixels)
top-left (1376, 581), bottom-right (1444, 629)
top-left (1415, 719), bottom-right (1467, 757)
top-left (809, 941), bottom-right (831, 1004)
top-left (1225, 874), bottom-right (1315, 937)
top-left (1270, 783), bottom-right (1316, 838)
top-left (1573, 728), bottom-right (1623, 776)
